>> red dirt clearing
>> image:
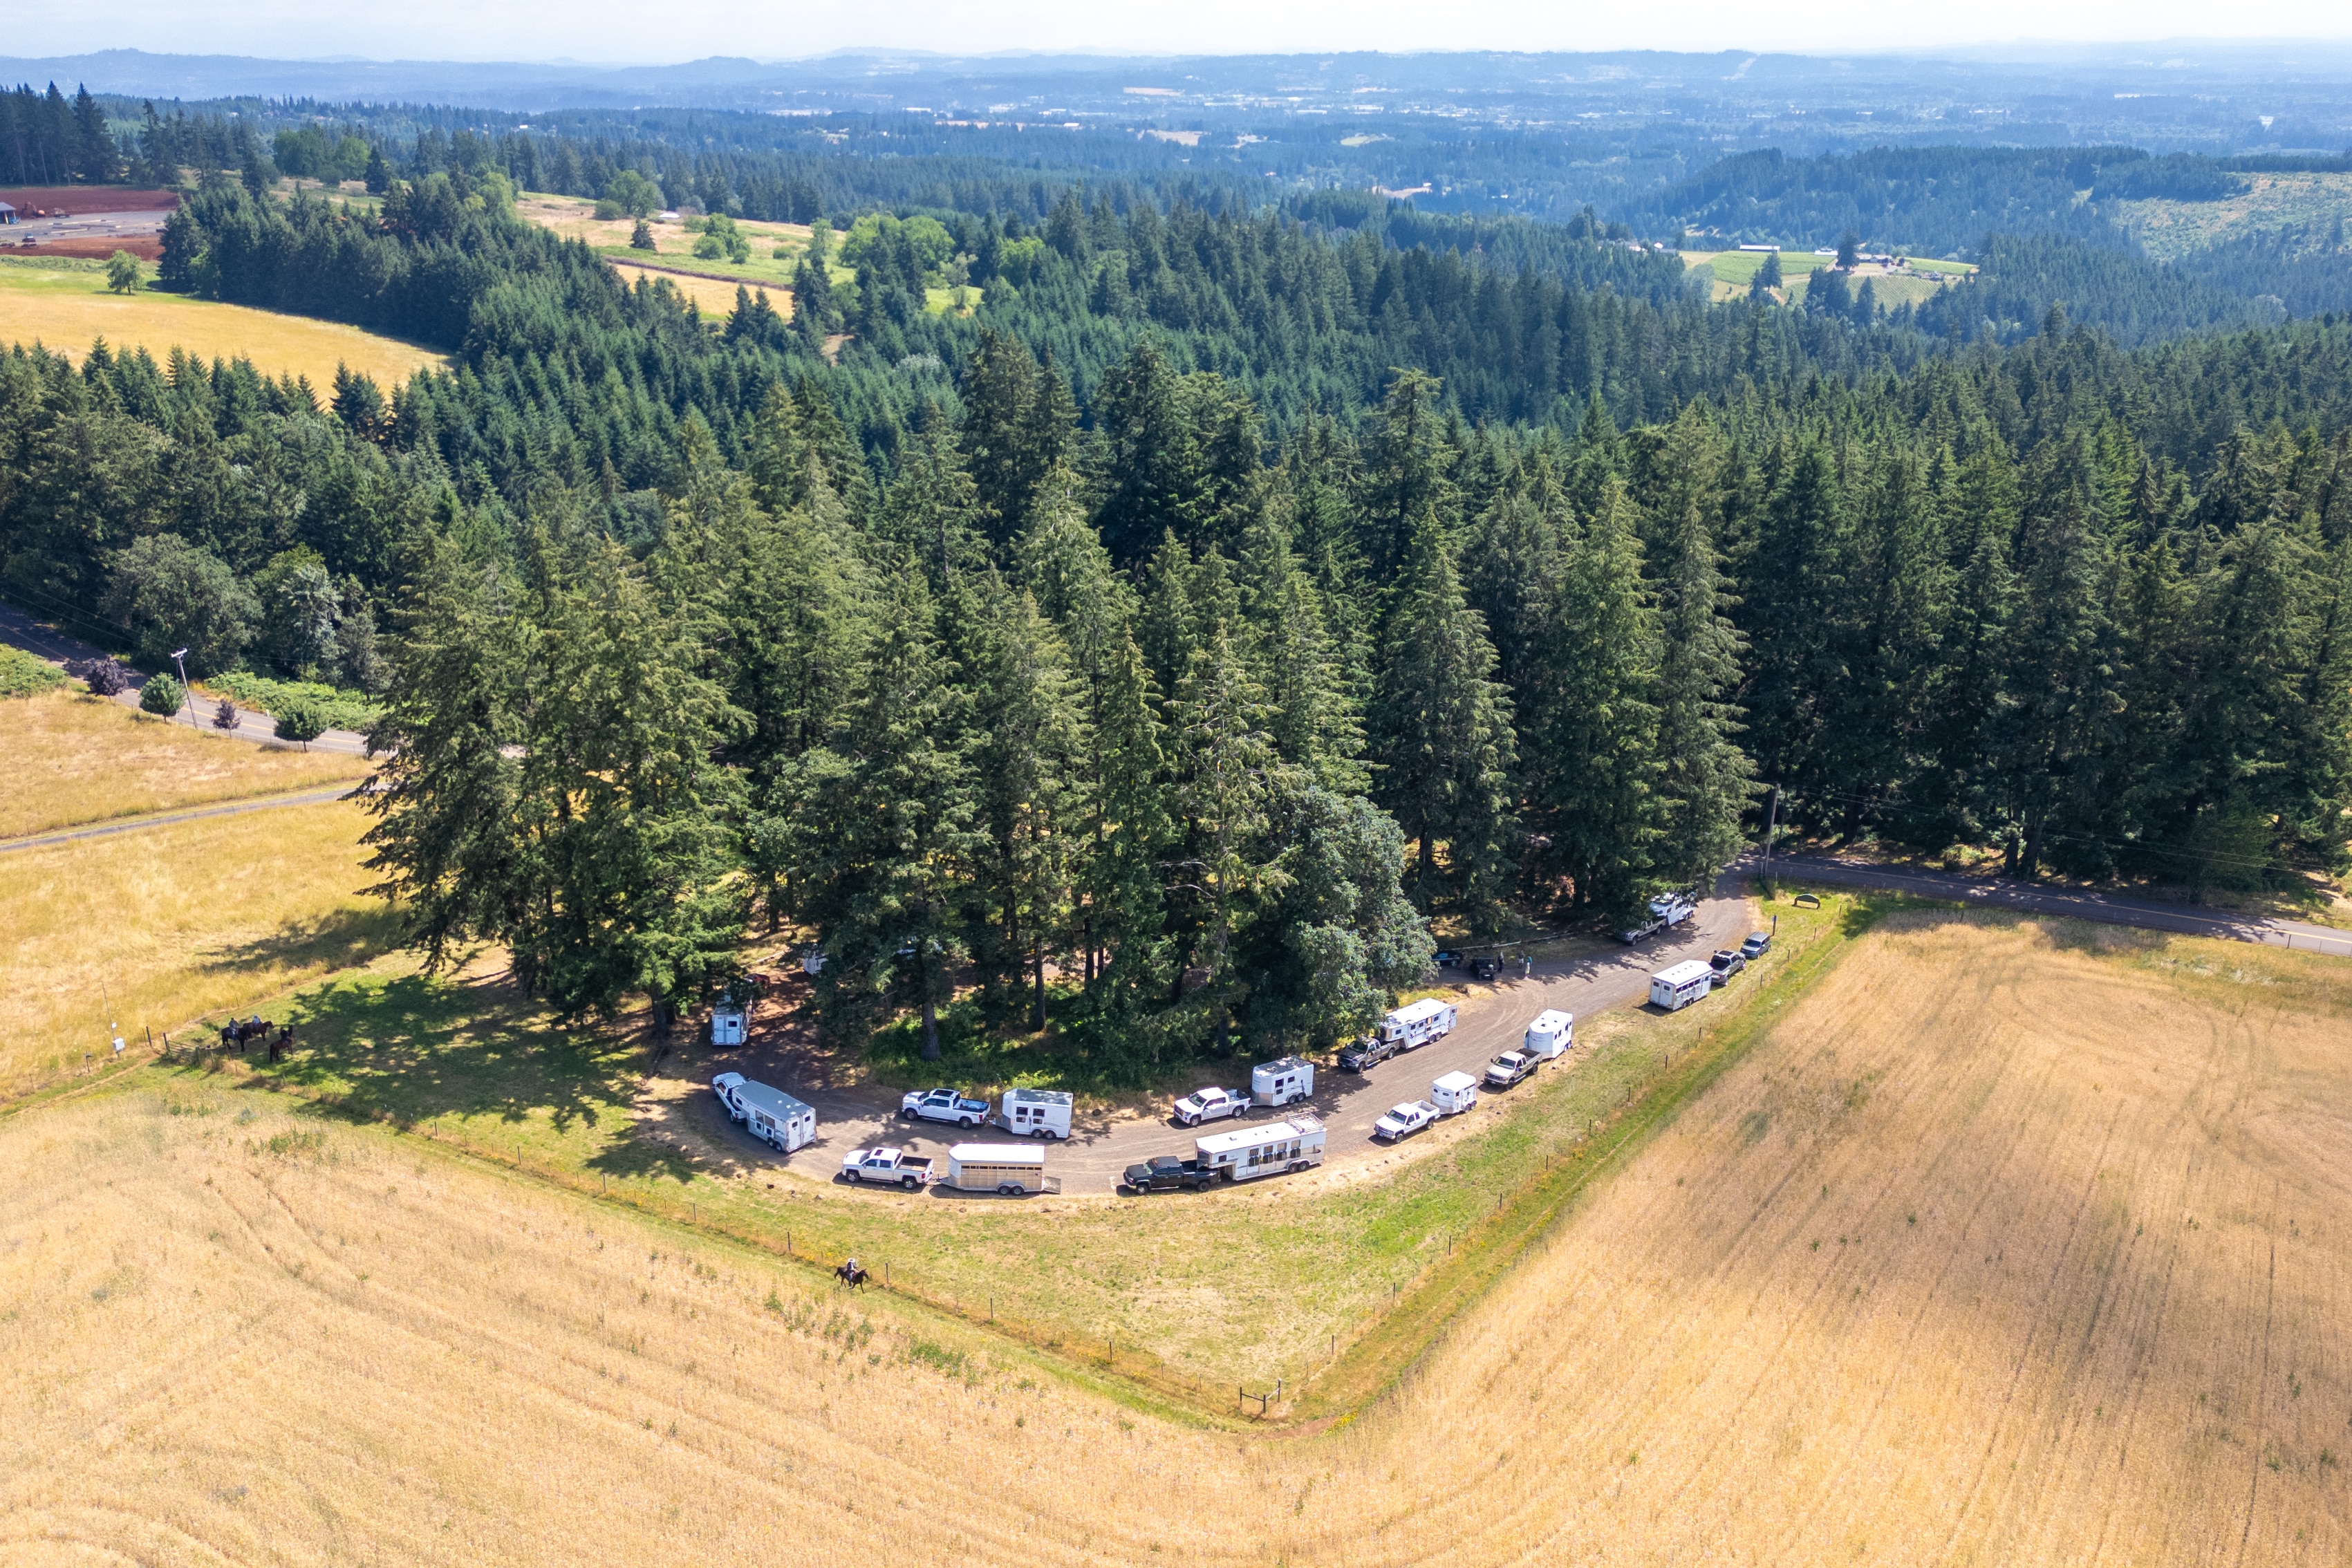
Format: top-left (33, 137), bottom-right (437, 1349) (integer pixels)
top-left (0, 187), bottom-right (179, 215)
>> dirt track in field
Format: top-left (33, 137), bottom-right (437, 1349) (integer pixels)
top-left (3, 911), bottom-right (2346, 1565)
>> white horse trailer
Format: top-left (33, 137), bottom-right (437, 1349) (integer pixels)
top-left (942, 1144), bottom-right (1057, 1195)
top-left (1250, 1056), bottom-right (1315, 1108)
top-left (997, 1086), bottom-right (1074, 1139)
top-left (1195, 1115), bottom-right (1326, 1182)
top-left (1430, 1071), bottom-right (1480, 1115)
top-left (735, 1081), bottom-right (817, 1153)
top-left (709, 993), bottom-right (750, 1046)
top-left (1523, 1009), bottom-right (1574, 1059)
top-left (1376, 999), bottom-right (1457, 1051)
top-left (1649, 960), bottom-right (1715, 1012)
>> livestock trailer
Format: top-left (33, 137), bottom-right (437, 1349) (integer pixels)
top-left (997, 1086), bottom-right (1074, 1139)
top-left (1195, 1115), bottom-right (1327, 1182)
top-left (1523, 1009), bottom-right (1574, 1059)
top-left (734, 1080), bottom-right (818, 1153)
top-left (1430, 1071), bottom-right (1480, 1115)
top-left (942, 1144), bottom-right (1056, 1195)
top-left (1376, 999), bottom-right (1457, 1050)
top-left (709, 992), bottom-right (750, 1046)
top-left (1249, 1056), bottom-right (1315, 1108)
top-left (1649, 960), bottom-right (1715, 1012)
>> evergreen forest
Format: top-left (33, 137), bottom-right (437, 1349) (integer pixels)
top-left (10, 118), bottom-right (2352, 1075)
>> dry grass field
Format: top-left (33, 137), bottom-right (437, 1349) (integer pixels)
top-left (0, 799), bottom-right (398, 1100)
top-left (3, 907), bottom-right (2344, 1565)
top-left (1, 687), bottom-right (369, 839)
top-left (0, 260), bottom-right (445, 389)
top-left (609, 261), bottom-right (790, 317)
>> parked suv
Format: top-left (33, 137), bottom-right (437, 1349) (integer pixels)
top-left (1708, 949), bottom-right (1747, 984)
top-left (1740, 929), bottom-right (1773, 960)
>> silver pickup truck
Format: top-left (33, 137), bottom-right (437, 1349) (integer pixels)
top-left (841, 1146), bottom-right (934, 1189)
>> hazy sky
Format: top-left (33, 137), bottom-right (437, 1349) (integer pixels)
top-left (12, 0), bottom-right (2352, 64)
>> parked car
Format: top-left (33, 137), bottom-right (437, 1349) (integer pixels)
top-left (901, 1088), bottom-right (989, 1127)
top-left (1708, 949), bottom-right (1746, 984)
top-left (842, 1146), bottom-right (933, 1188)
top-left (1471, 955), bottom-right (1500, 980)
top-left (1338, 1034), bottom-right (1398, 1073)
top-left (1483, 1049), bottom-right (1538, 1090)
top-left (1372, 1101), bottom-right (1439, 1141)
top-left (1123, 1154), bottom-right (1218, 1192)
top-left (1172, 1086), bottom-right (1251, 1127)
top-left (1740, 929), bottom-right (1773, 960)
top-left (1433, 949), bottom-right (1464, 969)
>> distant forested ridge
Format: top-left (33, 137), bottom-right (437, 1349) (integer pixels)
top-left (11, 157), bottom-right (2352, 1072)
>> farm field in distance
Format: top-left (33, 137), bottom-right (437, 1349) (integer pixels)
top-left (2115, 171), bottom-right (2352, 261)
top-left (3, 904), bottom-right (2342, 1563)
top-left (0, 257), bottom-right (445, 388)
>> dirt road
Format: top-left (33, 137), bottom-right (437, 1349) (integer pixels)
top-left (684, 884), bottom-right (1756, 1194)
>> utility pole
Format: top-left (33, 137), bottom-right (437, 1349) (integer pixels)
top-left (169, 647), bottom-right (196, 729)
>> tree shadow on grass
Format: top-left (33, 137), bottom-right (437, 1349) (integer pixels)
top-left (189, 904), bottom-right (404, 980)
top-left (247, 967), bottom-right (644, 1139)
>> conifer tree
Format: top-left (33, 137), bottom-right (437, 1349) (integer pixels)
top-left (1650, 496), bottom-right (1757, 886)
top-left (505, 544), bottom-right (747, 1021)
top-left (360, 541), bottom-right (529, 971)
top-left (1371, 521), bottom-right (1518, 925)
top-left (801, 565), bottom-right (978, 1061)
top-left (959, 578), bottom-right (1089, 1028)
top-left (1525, 476), bottom-right (1659, 917)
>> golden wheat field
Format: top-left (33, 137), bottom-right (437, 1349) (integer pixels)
top-left (0, 800), bottom-right (398, 1099)
top-left (0, 262), bottom-right (445, 389)
top-left (3, 909), bottom-right (2345, 1565)
top-left (1, 688), bottom-right (369, 839)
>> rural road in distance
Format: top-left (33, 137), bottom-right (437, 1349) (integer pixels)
top-left (719, 884), bottom-right (1756, 1195)
top-left (0, 599), bottom-right (373, 757)
top-left (1744, 851), bottom-right (2352, 958)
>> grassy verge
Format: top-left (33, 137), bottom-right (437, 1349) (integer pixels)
top-left (0, 645), bottom-right (66, 698)
top-left (165, 880), bottom-right (1869, 1417)
top-left (196, 671), bottom-right (382, 731)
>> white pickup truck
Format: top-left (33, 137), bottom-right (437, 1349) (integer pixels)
top-left (841, 1146), bottom-right (935, 1188)
top-left (1172, 1086), bottom-right (1251, 1127)
top-left (901, 1088), bottom-right (989, 1128)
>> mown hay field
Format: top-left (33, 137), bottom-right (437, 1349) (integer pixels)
top-left (0, 259), bottom-right (445, 388)
top-left (0, 799), bottom-right (399, 1100)
top-left (1, 687), bottom-right (369, 839)
top-left (3, 907), bottom-right (2344, 1565)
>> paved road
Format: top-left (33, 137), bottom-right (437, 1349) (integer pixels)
top-left (0, 785), bottom-right (362, 855)
top-left (1746, 851), bottom-right (2352, 958)
top-left (701, 883), bottom-right (1757, 1195)
top-left (0, 599), bottom-right (373, 757)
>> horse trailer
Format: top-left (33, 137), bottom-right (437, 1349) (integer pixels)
top-left (1195, 1115), bottom-right (1326, 1182)
top-left (1376, 999), bottom-right (1457, 1051)
top-left (942, 1144), bottom-right (1057, 1196)
top-left (1649, 960), bottom-right (1715, 1012)
top-left (998, 1086), bottom-right (1074, 1139)
top-left (1524, 1009), bottom-right (1574, 1059)
top-left (709, 993), bottom-right (750, 1046)
top-left (1250, 1056), bottom-right (1315, 1108)
top-left (1430, 1071), bottom-right (1480, 1115)
top-left (734, 1080), bottom-right (817, 1154)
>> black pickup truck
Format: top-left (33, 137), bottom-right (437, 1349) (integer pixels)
top-left (1123, 1154), bottom-right (1218, 1193)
